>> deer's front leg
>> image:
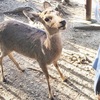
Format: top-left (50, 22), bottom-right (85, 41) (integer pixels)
top-left (39, 62), bottom-right (54, 100)
top-left (53, 61), bottom-right (67, 82)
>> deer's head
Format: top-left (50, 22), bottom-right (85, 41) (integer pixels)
top-left (23, 1), bottom-right (66, 34)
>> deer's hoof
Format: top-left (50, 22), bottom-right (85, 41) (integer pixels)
top-left (19, 69), bottom-right (25, 72)
top-left (3, 78), bottom-right (7, 83)
top-left (50, 97), bottom-right (54, 100)
top-left (0, 77), bottom-right (6, 83)
top-left (21, 69), bottom-right (25, 72)
top-left (63, 78), bottom-right (68, 82)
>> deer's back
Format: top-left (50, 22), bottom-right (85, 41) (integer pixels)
top-left (0, 21), bottom-right (45, 57)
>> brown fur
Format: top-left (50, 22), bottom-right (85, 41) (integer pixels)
top-left (0, 1), bottom-right (66, 100)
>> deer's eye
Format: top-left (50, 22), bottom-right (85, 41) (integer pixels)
top-left (45, 16), bottom-right (52, 22)
top-left (45, 18), bottom-right (49, 22)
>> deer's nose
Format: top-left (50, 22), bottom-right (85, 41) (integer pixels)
top-left (60, 20), bottom-right (66, 26)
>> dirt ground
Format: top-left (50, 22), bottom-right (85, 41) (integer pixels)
top-left (0, 0), bottom-right (100, 100)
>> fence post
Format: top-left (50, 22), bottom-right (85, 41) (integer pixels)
top-left (86, 0), bottom-right (92, 21)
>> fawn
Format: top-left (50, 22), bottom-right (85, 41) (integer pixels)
top-left (0, 1), bottom-right (66, 100)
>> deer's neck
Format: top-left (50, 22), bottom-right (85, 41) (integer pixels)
top-left (45, 26), bottom-right (59, 35)
top-left (43, 26), bottom-right (61, 48)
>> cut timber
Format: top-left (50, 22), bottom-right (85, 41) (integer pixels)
top-left (55, 4), bottom-right (70, 15)
top-left (74, 25), bottom-right (100, 30)
top-left (4, 7), bottom-right (33, 15)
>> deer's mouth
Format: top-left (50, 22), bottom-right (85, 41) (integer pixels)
top-left (58, 25), bottom-right (66, 30)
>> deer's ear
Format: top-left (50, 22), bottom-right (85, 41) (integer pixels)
top-left (43, 1), bottom-right (51, 9)
top-left (23, 10), bottom-right (39, 21)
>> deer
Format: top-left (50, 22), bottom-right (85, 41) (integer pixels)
top-left (0, 1), bottom-right (66, 100)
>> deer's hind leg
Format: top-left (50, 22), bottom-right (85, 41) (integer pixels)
top-left (0, 56), bottom-right (6, 82)
top-left (8, 53), bottom-right (24, 72)
top-left (0, 45), bottom-right (7, 82)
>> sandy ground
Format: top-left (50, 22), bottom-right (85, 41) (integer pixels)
top-left (0, 0), bottom-right (100, 100)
